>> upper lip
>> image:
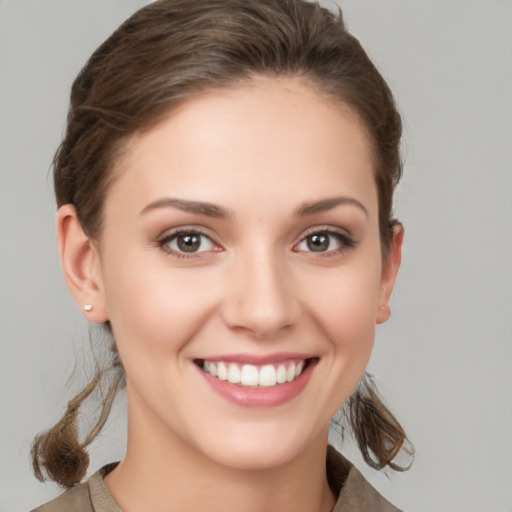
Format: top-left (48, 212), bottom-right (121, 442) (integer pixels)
top-left (196, 352), bottom-right (317, 365)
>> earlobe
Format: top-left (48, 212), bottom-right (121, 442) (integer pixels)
top-left (376, 223), bottom-right (404, 325)
top-left (57, 205), bottom-right (108, 323)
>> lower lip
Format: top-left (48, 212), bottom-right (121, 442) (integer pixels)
top-left (197, 359), bottom-right (317, 408)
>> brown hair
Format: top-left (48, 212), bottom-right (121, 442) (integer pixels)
top-left (32, 0), bottom-right (412, 487)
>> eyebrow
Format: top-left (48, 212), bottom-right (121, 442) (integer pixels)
top-left (140, 198), bottom-right (231, 218)
top-left (297, 197), bottom-right (368, 217)
top-left (140, 196), bottom-right (367, 219)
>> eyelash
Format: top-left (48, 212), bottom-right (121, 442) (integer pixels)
top-left (293, 227), bottom-right (356, 257)
top-left (156, 226), bottom-right (355, 259)
top-left (157, 228), bottom-right (220, 258)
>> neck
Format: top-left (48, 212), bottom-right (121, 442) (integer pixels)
top-left (105, 392), bottom-right (336, 512)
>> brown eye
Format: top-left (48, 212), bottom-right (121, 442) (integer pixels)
top-left (307, 233), bottom-right (330, 252)
top-left (177, 233), bottom-right (201, 252)
top-left (162, 231), bottom-right (216, 255)
top-left (295, 229), bottom-right (354, 254)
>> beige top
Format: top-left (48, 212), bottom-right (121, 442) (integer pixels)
top-left (32, 447), bottom-right (401, 512)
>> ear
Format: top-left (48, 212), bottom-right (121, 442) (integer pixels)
top-left (57, 204), bottom-right (108, 323)
top-left (376, 223), bottom-right (404, 324)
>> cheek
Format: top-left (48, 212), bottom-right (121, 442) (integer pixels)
top-left (101, 252), bottom-right (216, 355)
top-left (301, 261), bottom-right (382, 348)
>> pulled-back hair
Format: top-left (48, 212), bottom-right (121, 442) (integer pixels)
top-left (32, 0), bottom-right (412, 488)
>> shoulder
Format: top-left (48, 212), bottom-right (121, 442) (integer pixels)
top-left (327, 446), bottom-right (403, 512)
top-left (30, 481), bottom-right (92, 512)
top-left (31, 464), bottom-right (121, 512)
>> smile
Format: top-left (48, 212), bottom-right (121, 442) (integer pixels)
top-left (200, 359), bottom-right (306, 388)
top-left (195, 355), bottom-right (318, 407)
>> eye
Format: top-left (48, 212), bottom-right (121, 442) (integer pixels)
top-left (159, 230), bottom-right (217, 256)
top-left (295, 230), bottom-right (354, 254)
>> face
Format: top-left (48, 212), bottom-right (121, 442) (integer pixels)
top-left (84, 77), bottom-right (400, 470)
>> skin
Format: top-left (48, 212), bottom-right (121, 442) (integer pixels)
top-left (58, 77), bottom-right (403, 512)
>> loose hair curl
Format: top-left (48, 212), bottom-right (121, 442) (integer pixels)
top-left (32, 0), bottom-right (412, 487)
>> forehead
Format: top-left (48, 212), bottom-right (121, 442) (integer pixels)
top-left (107, 77), bottom-right (377, 219)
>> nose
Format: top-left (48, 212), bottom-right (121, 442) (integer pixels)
top-left (220, 249), bottom-right (300, 339)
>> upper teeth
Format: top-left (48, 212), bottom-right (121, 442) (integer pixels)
top-left (203, 360), bottom-right (306, 387)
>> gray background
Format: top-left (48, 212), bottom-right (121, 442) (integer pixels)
top-left (1, 1), bottom-right (511, 511)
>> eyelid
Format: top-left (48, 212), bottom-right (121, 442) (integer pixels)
top-left (299, 224), bottom-right (352, 240)
top-left (293, 225), bottom-right (356, 254)
top-left (156, 226), bottom-right (223, 257)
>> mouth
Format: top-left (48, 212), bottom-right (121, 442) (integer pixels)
top-left (194, 358), bottom-right (316, 388)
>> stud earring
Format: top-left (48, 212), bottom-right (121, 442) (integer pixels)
top-left (83, 304), bottom-right (93, 312)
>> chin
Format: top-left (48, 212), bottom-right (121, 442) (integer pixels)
top-left (194, 421), bottom-right (327, 472)
top-left (207, 444), bottom-right (302, 471)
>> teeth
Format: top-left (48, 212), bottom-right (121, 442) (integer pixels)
top-left (227, 364), bottom-right (241, 384)
top-left (295, 360), bottom-right (305, 377)
top-left (217, 362), bottom-right (228, 381)
top-left (201, 359), bottom-right (307, 388)
top-left (259, 365), bottom-right (276, 387)
top-left (240, 364), bottom-right (259, 386)
top-left (286, 363), bottom-right (296, 382)
top-left (276, 364), bottom-right (287, 384)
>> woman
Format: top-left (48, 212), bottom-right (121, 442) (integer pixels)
top-left (31, 0), bottom-right (412, 510)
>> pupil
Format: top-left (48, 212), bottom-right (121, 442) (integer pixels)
top-left (178, 233), bottom-right (201, 252)
top-left (307, 233), bottom-right (329, 252)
